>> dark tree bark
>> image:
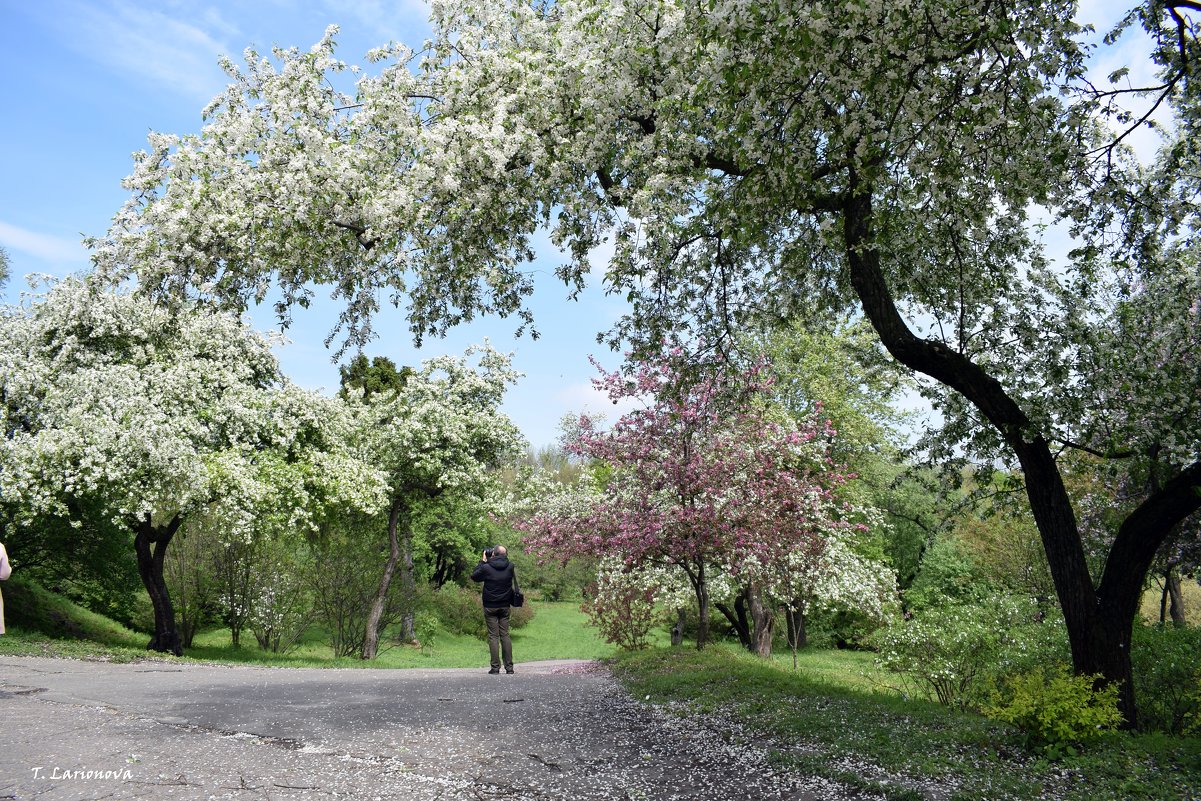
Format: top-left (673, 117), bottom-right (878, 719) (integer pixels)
top-left (133, 513), bottom-right (183, 656)
top-left (746, 583), bottom-right (775, 658)
top-left (1166, 567), bottom-right (1187, 626)
top-left (679, 559), bottom-right (712, 649)
top-left (715, 593), bottom-right (753, 650)
top-left (671, 607), bottom-right (687, 646)
top-left (840, 177), bottom-right (1201, 726)
top-left (432, 551), bottom-right (452, 590)
top-left (362, 496), bottom-right (405, 660)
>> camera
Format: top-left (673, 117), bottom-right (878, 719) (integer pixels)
top-left (483, 546), bottom-right (496, 559)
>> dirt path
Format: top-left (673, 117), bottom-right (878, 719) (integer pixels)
top-left (0, 655), bottom-right (877, 800)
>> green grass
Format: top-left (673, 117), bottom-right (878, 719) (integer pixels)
top-left (182, 600), bottom-right (619, 668)
top-left (611, 645), bottom-right (1201, 801)
top-left (0, 577), bottom-right (159, 662)
top-left (0, 583), bottom-right (617, 668)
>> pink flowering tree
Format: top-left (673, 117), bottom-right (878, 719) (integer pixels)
top-left (521, 352), bottom-right (856, 650)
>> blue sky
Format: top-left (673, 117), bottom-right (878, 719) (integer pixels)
top-left (0, 0), bottom-right (1154, 450)
top-left (0, 0), bottom-right (635, 450)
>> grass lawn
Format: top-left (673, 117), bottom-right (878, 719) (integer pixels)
top-left (612, 645), bottom-right (1201, 801)
top-left (1141, 580), bottom-right (1201, 627)
top-left (182, 600), bottom-right (620, 668)
top-left (0, 579), bottom-right (617, 668)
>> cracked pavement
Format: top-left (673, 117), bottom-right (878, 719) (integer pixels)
top-left (0, 655), bottom-right (880, 800)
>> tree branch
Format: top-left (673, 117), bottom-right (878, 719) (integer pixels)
top-left (839, 167), bottom-right (1098, 641)
top-left (1099, 460), bottom-right (1201, 611)
top-left (1050, 437), bottom-right (1137, 460)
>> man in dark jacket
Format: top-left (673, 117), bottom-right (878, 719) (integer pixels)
top-left (470, 545), bottom-right (515, 674)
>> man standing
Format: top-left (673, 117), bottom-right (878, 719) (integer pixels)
top-left (470, 545), bottom-right (515, 674)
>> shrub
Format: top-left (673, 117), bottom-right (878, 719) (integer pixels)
top-left (429, 583), bottom-right (533, 639)
top-left (874, 604), bottom-right (1002, 708)
top-left (249, 540), bottom-right (312, 654)
top-left (873, 596), bottom-right (1063, 709)
top-left (509, 601), bottom-right (535, 630)
top-left (1131, 623), bottom-right (1201, 734)
top-left (985, 663), bottom-right (1122, 752)
top-left (414, 609), bottom-right (440, 654)
top-left (578, 576), bottom-right (658, 653)
top-left (431, 584), bottom-right (489, 637)
top-left (904, 534), bottom-right (995, 612)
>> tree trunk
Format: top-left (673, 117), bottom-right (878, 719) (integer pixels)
top-left (671, 607), bottom-right (686, 646)
top-left (784, 600), bottom-right (807, 671)
top-left (399, 514), bottom-right (417, 642)
top-left (715, 598), bottom-right (752, 649)
top-left (1167, 566), bottom-right (1187, 626)
top-left (133, 513), bottom-right (183, 656)
top-left (432, 551), bottom-right (449, 590)
top-left (747, 584), bottom-right (774, 658)
top-left (785, 600), bottom-right (807, 650)
top-left (686, 560), bottom-right (710, 650)
top-left (362, 496), bottom-right (405, 660)
top-left (840, 179), bottom-right (1201, 726)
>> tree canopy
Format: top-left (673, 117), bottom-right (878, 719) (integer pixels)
top-left (0, 279), bottom-right (386, 652)
top-left (86, 0), bottom-right (1201, 722)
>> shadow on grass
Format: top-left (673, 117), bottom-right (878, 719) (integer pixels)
top-left (610, 645), bottom-right (1201, 801)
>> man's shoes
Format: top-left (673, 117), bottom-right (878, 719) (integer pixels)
top-left (488, 668), bottom-right (500, 674)
top-left (505, 668), bottom-right (515, 674)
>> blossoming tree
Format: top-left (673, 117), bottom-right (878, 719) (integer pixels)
top-left (88, 0), bottom-right (1201, 722)
top-left (0, 279), bottom-right (386, 654)
top-left (522, 354), bottom-right (858, 650)
top-left (344, 343), bottom-right (525, 659)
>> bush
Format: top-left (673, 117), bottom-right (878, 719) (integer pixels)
top-left (430, 584), bottom-right (487, 637)
top-left (429, 583), bottom-right (533, 639)
top-left (1131, 623), bottom-right (1201, 734)
top-left (414, 609), bottom-right (440, 654)
top-left (904, 534), bottom-right (996, 612)
top-left (581, 583), bottom-right (658, 651)
top-left (249, 539), bottom-right (312, 654)
top-left (510, 602), bottom-right (535, 630)
top-left (874, 604), bottom-right (1002, 708)
top-left (984, 663), bottom-right (1122, 753)
top-left (873, 596), bottom-right (1064, 710)
top-left (579, 563), bottom-right (667, 651)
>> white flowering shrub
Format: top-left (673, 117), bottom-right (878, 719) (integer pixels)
top-left (872, 597), bottom-right (1065, 710)
top-left (248, 540), bottom-right (312, 654)
top-left (581, 558), bottom-right (691, 650)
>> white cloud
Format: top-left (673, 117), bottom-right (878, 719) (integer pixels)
top-left (0, 221), bottom-right (89, 267)
top-left (58, 1), bottom-right (234, 103)
top-left (318, 0), bottom-right (431, 43)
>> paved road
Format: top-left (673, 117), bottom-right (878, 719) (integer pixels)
top-left (0, 655), bottom-right (877, 801)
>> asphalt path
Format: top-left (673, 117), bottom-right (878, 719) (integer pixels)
top-left (0, 655), bottom-right (880, 801)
